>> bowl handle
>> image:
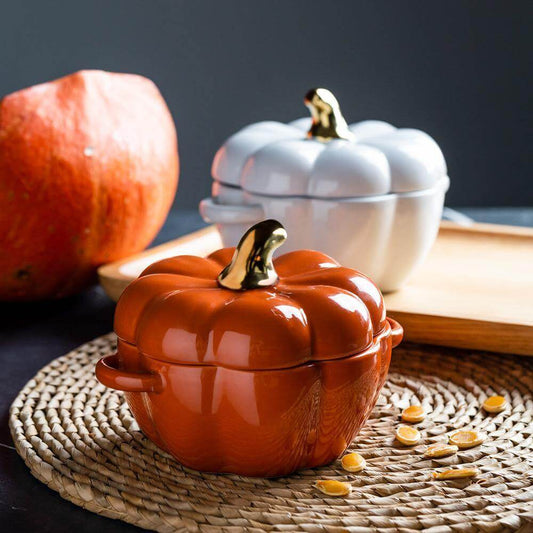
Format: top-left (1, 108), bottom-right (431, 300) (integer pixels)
top-left (199, 197), bottom-right (265, 225)
top-left (96, 354), bottom-right (162, 393)
top-left (387, 318), bottom-right (404, 348)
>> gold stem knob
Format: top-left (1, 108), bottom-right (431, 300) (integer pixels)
top-left (217, 220), bottom-right (287, 290)
top-left (305, 88), bottom-right (354, 142)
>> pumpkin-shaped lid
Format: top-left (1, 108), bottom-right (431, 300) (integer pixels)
top-left (212, 88), bottom-right (447, 197)
top-left (115, 220), bottom-right (387, 370)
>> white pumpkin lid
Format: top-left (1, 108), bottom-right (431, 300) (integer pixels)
top-left (211, 89), bottom-right (447, 198)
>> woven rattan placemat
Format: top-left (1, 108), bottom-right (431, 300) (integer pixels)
top-left (9, 334), bottom-right (533, 532)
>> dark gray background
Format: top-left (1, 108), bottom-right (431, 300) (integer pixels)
top-left (1, 0), bottom-right (531, 208)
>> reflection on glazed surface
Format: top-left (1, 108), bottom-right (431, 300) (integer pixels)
top-left (114, 247), bottom-right (387, 370)
top-left (99, 245), bottom-right (403, 477)
top-left (121, 322), bottom-right (394, 477)
top-left (203, 99), bottom-right (449, 293)
top-left (204, 176), bottom-right (449, 292)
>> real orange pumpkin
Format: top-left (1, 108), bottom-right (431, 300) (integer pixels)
top-left (0, 70), bottom-right (179, 300)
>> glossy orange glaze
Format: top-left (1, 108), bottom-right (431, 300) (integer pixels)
top-left (115, 248), bottom-right (387, 369)
top-left (96, 248), bottom-right (402, 477)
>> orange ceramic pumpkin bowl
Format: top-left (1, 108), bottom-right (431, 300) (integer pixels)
top-left (96, 220), bottom-right (403, 477)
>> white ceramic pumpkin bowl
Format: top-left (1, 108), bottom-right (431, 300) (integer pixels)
top-left (200, 89), bottom-right (450, 292)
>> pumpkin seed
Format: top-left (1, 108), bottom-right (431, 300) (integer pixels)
top-left (482, 395), bottom-right (507, 413)
top-left (341, 452), bottom-right (366, 473)
top-left (432, 467), bottom-right (479, 480)
top-left (315, 479), bottom-right (351, 496)
top-left (424, 443), bottom-right (458, 458)
top-left (449, 430), bottom-right (485, 449)
top-left (396, 425), bottom-right (421, 445)
top-left (401, 405), bottom-right (426, 423)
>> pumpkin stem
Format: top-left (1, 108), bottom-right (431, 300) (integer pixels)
top-left (305, 88), bottom-right (354, 142)
top-left (217, 220), bottom-right (287, 290)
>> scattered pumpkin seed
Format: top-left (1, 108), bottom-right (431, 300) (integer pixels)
top-left (396, 425), bottom-right (421, 445)
top-left (449, 430), bottom-right (485, 449)
top-left (315, 479), bottom-right (351, 496)
top-left (424, 443), bottom-right (459, 458)
top-left (432, 467), bottom-right (479, 480)
top-left (341, 452), bottom-right (366, 472)
top-left (482, 395), bottom-right (507, 413)
top-left (401, 405), bottom-right (426, 423)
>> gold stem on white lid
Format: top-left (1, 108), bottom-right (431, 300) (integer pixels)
top-left (305, 88), bottom-right (354, 142)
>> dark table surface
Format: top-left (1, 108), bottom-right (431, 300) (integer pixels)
top-left (1, 207), bottom-right (532, 532)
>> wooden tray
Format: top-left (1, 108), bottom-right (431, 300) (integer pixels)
top-left (98, 221), bottom-right (533, 356)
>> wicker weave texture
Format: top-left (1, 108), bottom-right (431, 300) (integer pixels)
top-left (9, 334), bottom-right (533, 532)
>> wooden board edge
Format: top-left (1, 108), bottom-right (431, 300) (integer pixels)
top-left (98, 221), bottom-right (531, 286)
top-left (97, 220), bottom-right (533, 355)
top-left (439, 220), bottom-right (533, 237)
top-left (97, 224), bottom-right (217, 282)
top-left (98, 274), bottom-right (129, 303)
top-left (98, 225), bottom-right (219, 302)
top-left (388, 310), bottom-right (533, 357)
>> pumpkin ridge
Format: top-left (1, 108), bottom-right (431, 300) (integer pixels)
top-left (273, 249), bottom-right (339, 278)
top-left (115, 278), bottom-right (218, 344)
top-left (279, 266), bottom-right (386, 334)
top-left (141, 255), bottom-right (221, 279)
top-left (114, 241), bottom-right (385, 369)
top-left (209, 289), bottom-right (311, 369)
top-left (135, 288), bottom-right (233, 364)
top-left (206, 247), bottom-right (236, 267)
top-left (277, 284), bottom-right (373, 360)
